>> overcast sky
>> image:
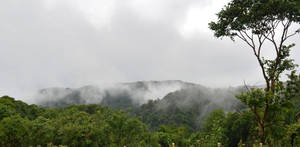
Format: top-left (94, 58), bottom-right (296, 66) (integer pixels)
top-left (1, 0), bottom-right (300, 102)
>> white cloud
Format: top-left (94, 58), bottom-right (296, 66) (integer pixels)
top-left (76, 0), bottom-right (116, 29)
top-left (180, 0), bottom-right (230, 38)
top-left (0, 0), bottom-right (299, 102)
top-left (43, 0), bottom-right (115, 29)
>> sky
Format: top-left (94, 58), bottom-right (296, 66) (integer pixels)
top-left (1, 0), bottom-right (300, 102)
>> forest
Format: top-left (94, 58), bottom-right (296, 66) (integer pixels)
top-left (0, 75), bottom-right (299, 146)
top-left (1, 0), bottom-right (300, 146)
top-left (0, 72), bottom-right (299, 147)
top-left (0, 95), bottom-right (251, 147)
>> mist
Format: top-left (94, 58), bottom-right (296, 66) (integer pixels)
top-left (34, 80), bottom-right (195, 107)
top-left (34, 80), bottom-right (245, 120)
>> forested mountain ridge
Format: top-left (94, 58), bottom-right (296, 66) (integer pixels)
top-left (35, 80), bottom-right (244, 111)
top-left (135, 86), bottom-right (246, 131)
top-left (33, 80), bottom-right (247, 132)
top-left (35, 80), bottom-right (196, 108)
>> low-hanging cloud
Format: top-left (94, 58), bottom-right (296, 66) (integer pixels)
top-left (34, 80), bottom-right (194, 106)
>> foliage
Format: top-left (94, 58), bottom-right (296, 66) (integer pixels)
top-left (209, 0), bottom-right (300, 145)
top-left (190, 110), bottom-right (257, 147)
top-left (0, 96), bottom-right (148, 146)
top-left (0, 115), bottom-right (31, 147)
top-left (135, 99), bottom-right (198, 132)
top-left (0, 96), bottom-right (195, 146)
top-left (201, 110), bottom-right (227, 147)
top-left (0, 88), bottom-right (299, 147)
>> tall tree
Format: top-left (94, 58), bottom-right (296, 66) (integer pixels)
top-left (209, 0), bottom-right (300, 145)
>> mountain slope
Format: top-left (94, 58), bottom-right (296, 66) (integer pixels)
top-left (35, 80), bottom-right (196, 108)
top-left (135, 86), bottom-right (246, 130)
top-left (34, 80), bottom-right (246, 130)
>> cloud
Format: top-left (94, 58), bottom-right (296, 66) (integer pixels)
top-left (0, 0), bottom-right (299, 102)
top-left (180, 0), bottom-right (231, 36)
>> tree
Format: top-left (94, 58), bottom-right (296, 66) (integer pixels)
top-left (201, 110), bottom-right (227, 146)
top-left (155, 125), bottom-right (189, 147)
top-left (105, 112), bottom-right (148, 146)
top-left (0, 115), bottom-right (31, 147)
top-left (223, 111), bottom-right (256, 147)
top-left (209, 0), bottom-right (300, 145)
top-left (30, 116), bottom-right (55, 146)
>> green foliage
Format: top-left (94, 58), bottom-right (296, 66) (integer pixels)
top-left (209, 0), bottom-right (300, 145)
top-left (223, 111), bottom-right (256, 146)
top-left (0, 115), bottom-right (31, 147)
top-left (0, 96), bottom-right (147, 146)
top-left (0, 96), bottom-right (44, 120)
top-left (209, 0), bottom-right (300, 39)
top-left (297, 1), bottom-right (300, 9)
top-left (30, 116), bottom-right (55, 146)
top-left (136, 99), bottom-right (198, 131)
top-left (155, 125), bottom-right (189, 147)
top-left (0, 96), bottom-right (196, 146)
top-left (0, 72), bottom-right (299, 147)
top-left (188, 110), bottom-right (257, 147)
top-left (235, 72), bottom-right (300, 144)
top-left (201, 110), bottom-right (227, 146)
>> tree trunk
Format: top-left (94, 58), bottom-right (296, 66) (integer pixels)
top-left (258, 122), bottom-right (265, 144)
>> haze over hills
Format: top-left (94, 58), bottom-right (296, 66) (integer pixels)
top-left (34, 80), bottom-right (242, 109)
top-left (34, 80), bottom-right (197, 108)
top-left (34, 80), bottom-right (246, 130)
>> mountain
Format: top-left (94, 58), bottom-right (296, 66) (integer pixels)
top-left (34, 80), bottom-right (246, 130)
top-left (135, 86), bottom-right (246, 130)
top-left (34, 80), bottom-right (196, 108)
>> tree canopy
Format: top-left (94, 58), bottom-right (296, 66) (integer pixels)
top-left (209, 0), bottom-right (300, 145)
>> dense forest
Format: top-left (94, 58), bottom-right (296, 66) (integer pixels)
top-left (0, 71), bottom-right (300, 146)
top-left (0, 73), bottom-right (300, 146)
top-left (0, 95), bottom-right (283, 147)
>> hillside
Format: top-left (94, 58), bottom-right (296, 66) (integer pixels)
top-left (34, 80), bottom-right (246, 130)
top-left (34, 80), bottom-right (198, 108)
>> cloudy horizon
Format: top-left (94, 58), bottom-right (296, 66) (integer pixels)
top-left (1, 0), bottom-right (300, 102)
